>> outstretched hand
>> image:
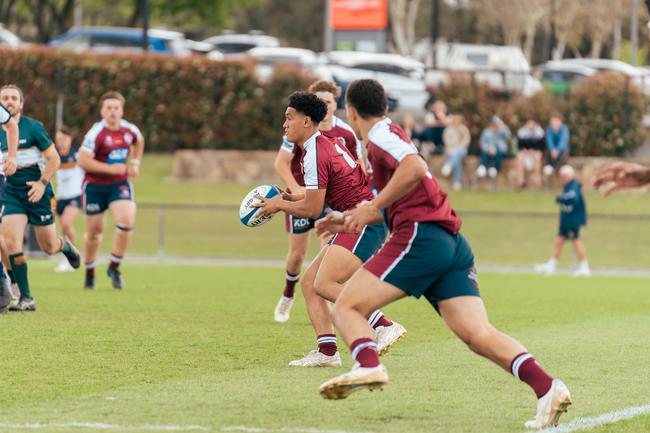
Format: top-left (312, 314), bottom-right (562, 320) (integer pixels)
top-left (593, 162), bottom-right (649, 196)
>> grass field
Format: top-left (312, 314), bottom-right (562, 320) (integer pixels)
top-left (1, 262), bottom-right (649, 433)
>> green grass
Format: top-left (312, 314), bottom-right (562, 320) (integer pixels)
top-left (1, 263), bottom-right (649, 433)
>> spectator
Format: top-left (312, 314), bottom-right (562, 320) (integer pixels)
top-left (400, 113), bottom-right (418, 141)
top-left (477, 115), bottom-right (510, 179)
top-left (544, 113), bottom-right (569, 176)
top-left (515, 119), bottom-right (545, 189)
top-left (535, 165), bottom-right (590, 277)
top-left (420, 101), bottom-right (450, 155)
top-left (441, 114), bottom-right (470, 191)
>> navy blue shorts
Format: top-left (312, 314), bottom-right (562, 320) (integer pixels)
top-left (284, 207), bottom-right (329, 234)
top-left (329, 222), bottom-right (387, 262)
top-left (559, 225), bottom-right (581, 239)
top-left (56, 195), bottom-right (81, 216)
top-left (364, 221), bottom-right (480, 309)
top-left (83, 181), bottom-right (134, 215)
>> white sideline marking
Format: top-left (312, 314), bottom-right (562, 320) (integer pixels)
top-left (221, 427), bottom-right (376, 433)
top-left (529, 404), bottom-right (650, 433)
top-left (0, 422), bottom-right (210, 431)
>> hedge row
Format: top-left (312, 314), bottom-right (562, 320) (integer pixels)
top-left (437, 72), bottom-right (646, 156)
top-left (0, 47), bottom-right (311, 151)
top-left (1, 48), bottom-right (645, 155)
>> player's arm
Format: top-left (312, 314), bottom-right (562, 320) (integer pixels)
top-left (254, 189), bottom-right (325, 219)
top-left (78, 150), bottom-right (125, 175)
top-left (3, 117), bottom-right (18, 176)
top-left (344, 154), bottom-right (428, 232)
top-left (26, 144), bottom-right (60, 203)
top-left (129, 136), bottom-right (145, 178)
top-left (274, 148), bottom-right (302, 193)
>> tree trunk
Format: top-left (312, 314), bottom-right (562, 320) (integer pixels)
top-left (590, 39), bottom-right (603, 58)
top-left (0, 0), bottom-right (18, 24)
top-left (523, 24), bottom-right (536, 63)
top-left (612, 17), bottom-right (622, 59)
top-left (553, 39), bottom-right (566, 60)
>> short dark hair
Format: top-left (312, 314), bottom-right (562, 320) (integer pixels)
top-left (345, 79), bottom-right (386, 119)
top-left (288, 91), bottom-right (327, 125)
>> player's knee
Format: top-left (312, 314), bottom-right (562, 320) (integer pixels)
top-left (461, 326), bottom-right (494, 353)
top-left (42, 240), bottom-right (60, 255)
top-left (85, 231), bottom-right (102, 243)
top-left (287, 251), bottom-right (306, 268)
top-left (115, 224), bottom-right (134, 233)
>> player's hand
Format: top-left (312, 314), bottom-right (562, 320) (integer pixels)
top-left (343, 201), bottom-right (382, 233)
top-left (26, 181), bottom-right (45, 203)
top-left (109, 163), bottom-right (127, 175)
top-left (128, 163), bottom-right (140, 178)
top-left (252, 194), bottom-right (282, 218)
top-left (4, 156), bottom-right (16, 176)
top-left (551, 149), bottom-right (559, 160)
top-left (593, 162), bottom-right (648, 196)
top-left (315, 211), bottom-right (346, 237)
top-left (281, 187), bottom-right (305, 202)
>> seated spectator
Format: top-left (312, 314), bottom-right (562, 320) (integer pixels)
top-left (400, 113), bottom-right (418, 141)
top-left (515, 119), bottom-right (545, 189)
top-left (441, 114), bottom-right (470, 191)
top-left (420, 101), bottom-right (450, 155)
top-left (477, 115), bottom-right (510, 179)
top-left (544, 113), bottom-right (569, 176)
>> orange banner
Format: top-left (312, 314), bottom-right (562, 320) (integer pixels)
top-left (330, 0), bottom-right (388, 30)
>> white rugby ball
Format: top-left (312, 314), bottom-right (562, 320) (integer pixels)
top-left (239, 184), bottom-right (281, 227)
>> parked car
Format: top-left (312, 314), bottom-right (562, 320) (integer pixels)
top-left (246, 47), bottom-right (331, 82)
top-left (202, 32), bottom-right (279, 56)
top-left (0, 23), bottom-right (20, 47)
top-left (537, 61), bottom-right (597, 95)
top-left (48, 27), bottom-right (192, 57)
top-left (320, 50), bottom-right (429, 111)
top-left (557, 58), bottom-right (650, 95)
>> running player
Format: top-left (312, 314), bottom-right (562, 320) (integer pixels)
top-left (273, 80), bottom-right (364, 323)
top-left (53, 125), bottom-right (84, 272)
top-left (0, 84), bottom-right (81, 312)
top-left (0, 99), bottom-right (18, 313)
top-left (78, 91), bottom-right (144, 290)
top-left (254, 92), bottom-right (405, 368)
top-left (317, 80), bottom-right (571, 430)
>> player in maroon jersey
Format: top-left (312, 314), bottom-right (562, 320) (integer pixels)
top-left (317, 80), bottom-right (571, 430)
top-left (78, 91), bottom-right (144, 290)
top-left (255, 91), bottom-right (405, 368)
top-left (273, 80), bottom-right (364, 324)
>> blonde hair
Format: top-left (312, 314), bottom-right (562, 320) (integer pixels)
top-left (308, 80), bottom-right (341, 99)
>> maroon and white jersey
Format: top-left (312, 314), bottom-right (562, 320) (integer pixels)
top-left (320, 116), bottom-right (362, 161)
top-left (81, 119), bottom-right (143, 185)
top-left (301, 131), bottom-right (373, 212)
top-left (280, 136), bottom-right (305, 186)
top-left (367, 118), bottom-right (461, 233)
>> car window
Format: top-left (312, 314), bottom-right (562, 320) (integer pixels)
top-left (215, 42), bottom-right (256, 54)
top-left (91, 34), bottom-right (141, 49)
top-left (467, 54), bottom-right (489, 67)
top-left (57, 34), bottom-right (91, 50)
top-left (352, 63), bottom-right (414, 77)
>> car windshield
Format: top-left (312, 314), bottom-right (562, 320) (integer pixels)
top-left (215, 42), bottom-right (257, 54)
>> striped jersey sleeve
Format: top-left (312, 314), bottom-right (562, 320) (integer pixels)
top-left (81, 122), bottom-right (104, 153)
top-left (0, 103), bottom-right (11, 125)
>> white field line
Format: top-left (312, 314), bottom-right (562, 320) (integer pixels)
top-left (221, 427), bottom-right (376, 433)
top-left (529, 404), bottom-right (650, 433)
top-left (0, 422), bottom-right (210, 431)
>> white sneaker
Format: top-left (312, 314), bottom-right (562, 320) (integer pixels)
top-left (524, 379), bottom-right (572, 429)
top-left (319, 363), bottom-right (388, 399)
top-left (7, 282), bottom-right (19, 307)
top-left (488, 167), bottom-right (498, 178)
top-left (476, 165), bottom-right (487, 178)
top-left (572, 266), bottom-right (591, 277)
top-left (534, 262), bottom-right (556, 276)
top-left (289, 349), bottom-right (342, 367)
top-left (375, 322), bottom-right (406, 356)
top-left (441, 164), bottom-right (452, 177)
top-left (54, 259), bottom-right (74, 273)
top-left (453, 182), bottom-right (462, 192)
top-left (543, 165), bottom-right (554, 176)
top-left (274, 295), bottom-right (295, 323)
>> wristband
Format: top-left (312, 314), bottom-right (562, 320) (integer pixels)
top-left (130, 159), bottom-right (141, 166)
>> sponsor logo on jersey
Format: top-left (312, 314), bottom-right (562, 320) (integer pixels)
top-left (119, 185), bottom-right (131, 199)
top-left (105, 135), bottom-right (113, 145)
top-left (86, 203), bottom-right (101, 213)
top-left (124, 133), bottom-right (133, 145)
top-left (293, 217), bottom-right (310, 228)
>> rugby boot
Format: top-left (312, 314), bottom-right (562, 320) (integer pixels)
top-left (107, 267), bottom-right (123, 289)
top-left (61, 238), bottom-right (81, 269)
top-left (375, 321), bottom-right (406, 356)
top-left (274, 295), bottom-right (295, 323)
top-left (319, 363), bottom-right (388, 400)
top-left (289, 350), bottom-right (341, 367)
top-left (9, 297), bottom-right (36, 312)
top-left (524, 379), bottom-right (572, 429)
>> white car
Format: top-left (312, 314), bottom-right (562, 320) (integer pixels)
top-left (0, 24), bottom-right (20, 47)
top-left (246, 47), bottom-right (332, 82)
top-left (557, 58), bottom-right (650, 95)
top-left (320, 51), bottom-right (429, 111)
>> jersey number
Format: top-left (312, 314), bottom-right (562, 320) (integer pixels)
top-left (333, 143), bottom-right (357, 169)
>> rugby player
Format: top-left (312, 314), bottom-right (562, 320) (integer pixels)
top-left (78, 91), bottom-right (144, 290)
top-left (0, 99), bottom-right (18, 313)
top-left (317, 80), bottom-right (571, 430)
top-left (255, 92), bottom-right (405, 368)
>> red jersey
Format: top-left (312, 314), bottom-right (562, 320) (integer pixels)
top-left (280, 116), bottom-right (362, 188)
top-left (81, 119), bottom-right (142, 185)
top-left (301, 131), bottom-right (373, 212)
top-left (366, 118), bottom-right (461, 233)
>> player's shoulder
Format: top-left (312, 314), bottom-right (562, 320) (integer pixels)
top-left (368, 118), bottom-right (411, 147)
top-left (333, 116), bottom-right (357, 137)
top-left (20, 115), bottom-right (45, 130)
top-left (119, 119), bottom-right (142, 135)
top-left (85, 121), bottom-right (106, 137)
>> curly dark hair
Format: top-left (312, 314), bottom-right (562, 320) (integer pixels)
top-left (287, 91), bottom-right (327, 125)
top-left (345, 79), bottom-right (387, 119)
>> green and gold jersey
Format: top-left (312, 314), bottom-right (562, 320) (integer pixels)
top-left (0, 115), bottom-right (53, 190)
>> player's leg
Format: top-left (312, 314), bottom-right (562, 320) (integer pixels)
top-left (535, 236), bottom-right (564, 275)
top-left (107, 199), bottom-right (136, 289)
top-left (33, 220), bottom-right (80, 267)
top-left (274, 214), bottom-right (310, 323)
top-left (571, 232), bottom-right (590, 276)
top-left (288, 245), bottom-right (342, 367)
top-left (319, 268), bottom-right (407, 399)
top-left (438, 295), bottom-right (571, 428)
top-left (314, 230), bottom-right (406, 356)
top-left (54, 201), bottom-right (81, 272)
top-left (2, 214), bottom-right (33, 310)
top-left (84, 213), bottom-right (106, 289)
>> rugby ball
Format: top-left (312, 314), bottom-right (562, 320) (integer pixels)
top-left (239, 185), bottom-right (281, 227)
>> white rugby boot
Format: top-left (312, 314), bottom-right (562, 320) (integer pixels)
top-left (54, 258), bottom-right (74, 273)
top-left (274, 295), bottom-right (295, 323)
top-left (289, 349), bottom-right (342, 367)
top-left (572, 261), bottom-right (591, 277)
top-left (524, 379), bottom-right (572, 429)
top-left (374, 322), bottom-right (406, 356)
top-left (319, 363), bottom-right (388, 400)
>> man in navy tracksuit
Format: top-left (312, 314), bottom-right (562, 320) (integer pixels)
top-left (535, 165), bottom-right (590, 276)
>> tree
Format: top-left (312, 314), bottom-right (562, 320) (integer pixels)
top-left (0, 0), bottom-right (19, 24)
top-left (388, 0), bottom-right (421, 55)
top-left (25, 0), bottom-right (76, 42)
